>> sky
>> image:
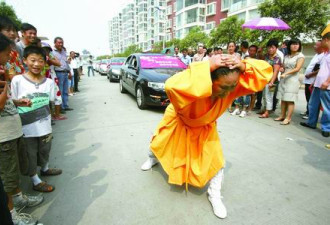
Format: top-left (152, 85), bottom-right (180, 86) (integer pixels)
top-left (4, 0), bottom-right (133, 56)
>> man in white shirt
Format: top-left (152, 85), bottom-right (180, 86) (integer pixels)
top-left (179, 48), bottom-right (191, 66)
top-left (174, 47), bottom-right (182, 58)
top-left (301, 41), bottom-right (324, 118)
top-left (70, 51), bottom-right (80, 92)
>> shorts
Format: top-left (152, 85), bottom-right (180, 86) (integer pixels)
top-left (0, 137), bottom-right (22, 193)
top-left (24, 134), bottom-right (52, 176)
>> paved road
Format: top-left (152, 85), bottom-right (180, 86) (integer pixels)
top-left (23, 72), bottom-right (330, 225)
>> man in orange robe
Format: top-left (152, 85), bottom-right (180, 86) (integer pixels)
top-left (141, 55), bottom-right (272, 218)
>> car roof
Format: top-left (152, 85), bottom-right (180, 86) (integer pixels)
top-left (131, 53), bottom-right (165, 57)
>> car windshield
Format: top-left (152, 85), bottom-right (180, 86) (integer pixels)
top-left (111, 58), bottom-right (126, 64)
top-left (140, 55), bottom-right (187, 69)
top-left (144, 68), bottom-right (184, 76)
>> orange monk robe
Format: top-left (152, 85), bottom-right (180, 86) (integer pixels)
top-left (150, 59), bottom-right (273, 188)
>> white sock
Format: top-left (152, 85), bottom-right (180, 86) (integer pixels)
top-left (41, 163), bottom-right (49, 172)
top-left (31, 174), bottom-right (42, 186)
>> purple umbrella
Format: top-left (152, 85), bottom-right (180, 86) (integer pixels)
top-left (242, 17), bottom-right (290, 30)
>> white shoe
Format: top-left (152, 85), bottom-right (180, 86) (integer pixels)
top-left (239, 110), bottom-right (247, 117)
top-left (141, 157), bottom-right (159, 171)
top-left (13, 193), bottom-right (44, 209)
top-left (208, 195), bottom-right (227, 219)
top-left (11, 209), bottom-right (42, 225)
top-left (302, 115), bottom-right (309, 120)
top-left (230, 108), bottom-right (240, 116)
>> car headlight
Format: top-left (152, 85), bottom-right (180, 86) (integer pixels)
top-left (148, 82), bottom-right (165, 90)
top-left (112, 69), bottom-right (120, 74)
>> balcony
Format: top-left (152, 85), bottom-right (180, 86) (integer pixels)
top-left (229, 0), bottom-right (247, 13)
top-left (229, 0), bottom-right (265, 13)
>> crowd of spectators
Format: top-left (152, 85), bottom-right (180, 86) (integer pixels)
top-left (0, 16), bottom-right (84, 225)
top-left (171, 32), bottom-right (329, 136)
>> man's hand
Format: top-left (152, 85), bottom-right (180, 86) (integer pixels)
top-left (15, 98), bottom-right (32, 107)
top-left (68, 72), bottom-right (72, 80)
top-left (209, 54), bottom-right (227, 72)
top-left (320, 80), bottom-right (329, 90)
top-left (209, 54), bottom-right (245, 72)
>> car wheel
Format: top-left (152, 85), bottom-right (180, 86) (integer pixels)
top-left (119, 79), bottom-right (127, 93)
top-left (109, 73), bottom-right (113, 82)
top-left (136, 85), bottom-right (147, 110)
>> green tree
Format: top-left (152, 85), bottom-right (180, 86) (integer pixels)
top-left (180, 26), bottom-right (210, 49)
top-left (150, 39), bottom-right (182, 53)
top-left (96, 55), bottom-right (111, 60)
top-left (209, 16), bottom-right (252, 47)
top-left (113, 44), bottom-right (142, 57)
top-left (258, 0), bottom-right (329, 41)
top-left (0, 2), bottom-right (22, 29)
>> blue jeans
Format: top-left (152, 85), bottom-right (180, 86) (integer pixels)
top-left (307, 87), bottom-right (330, 132)
top-left (235, 95), bottom-right (251, 107)
top-left (55, 71), bottom-right (69, 109)
top-left (88, 66), bottom-right (94, 77)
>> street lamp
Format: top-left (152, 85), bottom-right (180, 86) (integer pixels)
top-left (155, 6), bottom-right (166, 50)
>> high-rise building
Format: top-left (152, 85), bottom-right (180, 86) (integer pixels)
top-left (109, 0), bottom-right (265, 54)
top-left (109, 13), bottom-right (123, 55)
top-left (122, 3), bottom-right (136, 51)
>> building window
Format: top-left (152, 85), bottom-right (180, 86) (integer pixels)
top-left (206, 2), bottom-right (216, 16)
top-left (221, 0), bottom-right (230, 11)
top-left (173, 2), bottom-right (177, 12)
top-left (177, 0), bottom-right (184, 11)
top-left (185, 0), bottom-right (206, 8)
top-left (167, 19), bottom-right (172, 28)
top-left (186, 8), bottom-right (198, 24)
top-left (167, 5), bottom-right (172, 15)
top-left (166, 33), bottom-right (171, 41)
top-left (205, 21), bottom-right (215, 30)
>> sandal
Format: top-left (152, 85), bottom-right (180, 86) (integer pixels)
top-left (33, 181), bottom-right (55, 192)
top-left (274, 117), bottom-right (285, 121)
top-left (259, 113), bottom-right (269, 118)
top-left (280, 119), bottom-right (291, 125)
top-left (256, 111), bottom-right (265, 115)
top-left (40, 168), bottom-right (62, 176)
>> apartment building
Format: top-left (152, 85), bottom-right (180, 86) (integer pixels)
top-left (122, 3), bottom-right (136, 51)
top-left (109, 14), bottom-right (123, 55)
top-left (109, 0), bottom-right (265, 53)
top-left (225, 0), bottom-right (264, 21)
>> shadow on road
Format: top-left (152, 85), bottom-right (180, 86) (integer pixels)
top-left (21, 78), bottom-right (109, 224)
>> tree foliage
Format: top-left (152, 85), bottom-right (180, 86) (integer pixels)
top-left (209, 16), bottom-right (252, 47)
top-left (112, 44), bottom-right (142, 57)
top-left (180, 27), bottom-right (210, 49)
top-left (0, 2), bottom-right (22, 29)
top-left (151, 39), bottom-right (181, 53)
top-left (257, 0), bottom-right (329, 41)
top-left (96, 55), bottom-right (111, 60)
